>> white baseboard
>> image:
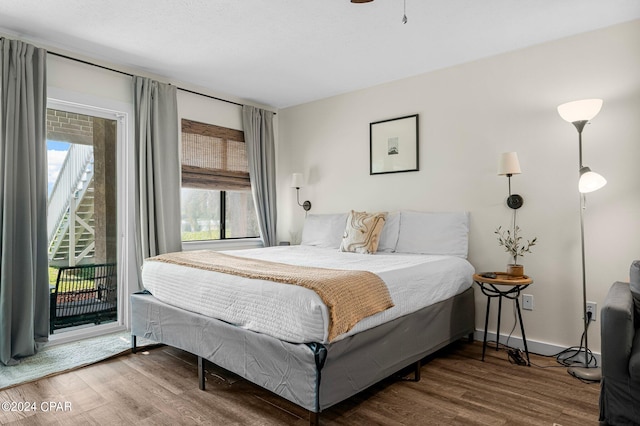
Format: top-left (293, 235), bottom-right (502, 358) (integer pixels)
top-left (473, 329), bottom-right (601, 365)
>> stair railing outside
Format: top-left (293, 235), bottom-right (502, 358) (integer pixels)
top-left (47, 144), bottom-right (94, 244)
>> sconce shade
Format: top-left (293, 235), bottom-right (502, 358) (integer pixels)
top-left (290, 173), bottom-right (304, 188)
top-left (579, 167), bottom-right (607, 193)
top-left (497, 152), bottom-right (522, 176)
top-left (557, 99), bottom-right (603, 123)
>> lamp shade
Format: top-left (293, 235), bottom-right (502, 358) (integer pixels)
top-left (557, 99), bottom-right (603, 123)
top-left (579, 167), bottom-right (607, 193)
top-left (290, 173), bottom-right (304, 188)
top-left (497, 152), bottom-right (522, 176)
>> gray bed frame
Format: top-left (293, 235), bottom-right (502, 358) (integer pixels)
top-left (131, 286), bottom-right (475, 425)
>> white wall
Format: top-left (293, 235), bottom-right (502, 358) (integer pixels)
top-left (277, 20), bottom-right (640, 353)
top-left (177, 91), bottom-right (243, 130)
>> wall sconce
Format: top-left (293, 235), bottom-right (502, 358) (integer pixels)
top-left (290, 173), bottom-right (311, 211)
top-left (497, 152), bottom-right (523, 209)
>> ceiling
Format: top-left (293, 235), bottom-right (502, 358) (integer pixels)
top-left (0, 1), bottom-right (639, 109)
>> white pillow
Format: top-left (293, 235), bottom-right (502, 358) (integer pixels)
top-left (300, 213), bottom-right (349, 248)
top-left (395, 211), bottom-right (469, 258)
top-left (377, 211), bottom-right (400, 252)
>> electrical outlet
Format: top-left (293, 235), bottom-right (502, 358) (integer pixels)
top-left (522, 294), bottom-right (534, 310)
top-left (586, 301), bottom-right (597, 321)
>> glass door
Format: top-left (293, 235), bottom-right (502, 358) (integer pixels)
top-left (46, 107), bottom-right (119, 335)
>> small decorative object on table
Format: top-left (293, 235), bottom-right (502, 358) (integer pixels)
top-left (494, 225), bottom-right (537, 277)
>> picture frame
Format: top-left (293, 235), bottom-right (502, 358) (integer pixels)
top-left (369, 114), bottom-right (419, 175)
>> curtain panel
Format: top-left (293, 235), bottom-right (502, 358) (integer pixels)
top-left (242, 106), bottom-right (277, 247)
top-left (133, 77), bottom-right (182, 290)
top-left (0, 39), bottom-right (49, 365)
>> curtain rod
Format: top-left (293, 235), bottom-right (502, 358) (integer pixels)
top-left (47, 50), bottom-right (252, 109)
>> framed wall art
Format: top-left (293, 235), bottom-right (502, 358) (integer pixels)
top-left (369, 114), bottom-right (419, 175)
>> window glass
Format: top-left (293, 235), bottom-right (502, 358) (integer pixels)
top-left (225, 190), bottom-right (259, 239)
top-left (181, 188), bottom-right (221, 241)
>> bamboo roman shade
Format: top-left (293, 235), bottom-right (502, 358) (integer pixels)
top-left (181, 119), bottom-right (250, 191)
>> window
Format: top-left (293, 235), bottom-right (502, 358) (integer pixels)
top-left (181, 119), bottom-right (259, 241)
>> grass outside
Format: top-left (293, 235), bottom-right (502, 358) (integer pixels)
top-left (181, 229), bottom-right (259, 241)
top-left (181, 230), bottom-right (220, 241)
top-left (48, 266), bottom-right (95, 292)
top-left (48, 267), bottom-right (58, 286)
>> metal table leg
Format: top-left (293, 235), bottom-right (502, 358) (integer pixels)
top-left (515, 297), bottom-right (531, 366)
top-left (482, 296), bottom-right (491, 361)
top-left (496, 294), bottom-right (503, 351)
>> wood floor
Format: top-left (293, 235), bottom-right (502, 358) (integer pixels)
top-left (0, 340), bottom-right (600, 425)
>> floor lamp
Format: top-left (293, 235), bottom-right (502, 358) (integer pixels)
top-left (557, 99), bottom-right (606, 382)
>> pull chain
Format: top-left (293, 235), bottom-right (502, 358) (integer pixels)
top-left (402, 0), bottom-right (408, 24)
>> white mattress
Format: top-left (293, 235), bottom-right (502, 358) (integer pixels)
top-left (141, 245), bottom-right (474, 344)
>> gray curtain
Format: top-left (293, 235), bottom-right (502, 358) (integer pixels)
top-left (133, 77), bottom-right (181, 290)
top-left (0, 39), bottom-right (49, 366)
top-left (242, 106), bottom-right (277, 247)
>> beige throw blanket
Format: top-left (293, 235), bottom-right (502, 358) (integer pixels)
top-left (147, 250), bottom-right (394, 341)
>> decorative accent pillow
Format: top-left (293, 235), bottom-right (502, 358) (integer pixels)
top-left (340, 211), bottom-right (387, 254)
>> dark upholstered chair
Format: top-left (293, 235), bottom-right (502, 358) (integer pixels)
top-left (599, 260), bottom-right (640, 425)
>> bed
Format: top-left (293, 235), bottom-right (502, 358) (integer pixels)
top-left (131, 210), bottom-right (476, 425)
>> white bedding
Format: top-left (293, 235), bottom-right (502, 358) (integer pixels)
top-left (141, 245), bottom-right (474, 344)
